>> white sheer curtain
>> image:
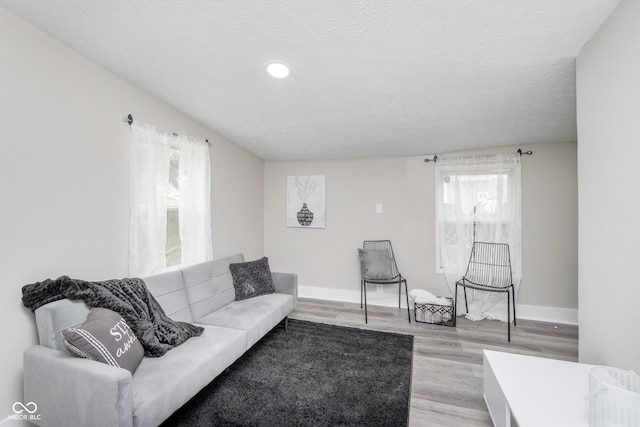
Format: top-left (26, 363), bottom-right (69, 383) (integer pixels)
top-left (176, 134), bottom-right (212, 267)
top-left (435, 153), bottom-right (522, 321)
top-left (129, 122), bottom-right (212, 276)
top-left (129, 122), bottom-right (171, 277)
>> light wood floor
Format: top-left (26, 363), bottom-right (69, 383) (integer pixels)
top-left (289, 298), bottom-right (579, 427)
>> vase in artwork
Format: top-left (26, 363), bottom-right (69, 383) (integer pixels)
top-left (297, 203), bottom-right (314, 226)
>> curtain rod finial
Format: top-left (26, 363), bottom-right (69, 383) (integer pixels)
top-left (424, 155), bottom-right (438, 163)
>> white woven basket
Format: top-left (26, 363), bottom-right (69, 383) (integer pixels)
top-left (589, 366), bottom-right (640, 427)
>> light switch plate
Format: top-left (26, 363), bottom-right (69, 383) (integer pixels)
top-left (376, 203), bottom-right (383, 213)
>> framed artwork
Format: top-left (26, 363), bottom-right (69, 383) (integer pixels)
top-left (286, 175), bottom-right (326, 228)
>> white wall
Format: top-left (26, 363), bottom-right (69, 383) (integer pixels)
top-left (0, 7), bottom-right (264, 417)
top-left (577, 0), bottom-right (640, 371)
top-left (264, 142), bottom-right (578, 320)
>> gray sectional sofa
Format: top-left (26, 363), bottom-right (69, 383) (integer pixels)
top-left (23, 253), bottom-right (298, 427)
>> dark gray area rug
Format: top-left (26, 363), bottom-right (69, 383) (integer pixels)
top-left (162, 319), bottom-right (414, 427)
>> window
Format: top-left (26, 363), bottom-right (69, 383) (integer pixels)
top-left (438, 171), bottom-right (513, 271)
top-left (129, 122), bottom-right (211, 276)
top-left (434, 153), bottom-right (522, 321)
top-left (166, 147), bottom-right (181, 268)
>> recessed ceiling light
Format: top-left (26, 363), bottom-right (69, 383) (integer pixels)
top-left (266, 62), bottom-right (290, 78)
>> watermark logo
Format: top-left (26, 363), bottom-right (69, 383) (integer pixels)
top-left (8, 401), bottom-right (41, 422)
top-left (12, 402), bottom-right (37, 414)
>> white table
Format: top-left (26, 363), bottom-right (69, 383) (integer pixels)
top-left (483, 350), bottom-right (594, 427)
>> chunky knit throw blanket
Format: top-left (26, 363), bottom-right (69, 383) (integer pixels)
top-left (22, 276), bottom-right (203, 357)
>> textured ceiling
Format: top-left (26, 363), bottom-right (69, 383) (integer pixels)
top-left (1, 0), bottom-right (619, 160)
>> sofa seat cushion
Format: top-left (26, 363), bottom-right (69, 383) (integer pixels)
top-left (131, 325), bottom-right (246, 427)
top-left (195, 293), bottom-right (295, 350)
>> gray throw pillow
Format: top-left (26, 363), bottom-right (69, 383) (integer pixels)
top-left (358, 248), bottom-right (393, 280)
top-left (230, 257), bottom-right (275, 301)
top-left (61, 307), bottom-right (144, 374)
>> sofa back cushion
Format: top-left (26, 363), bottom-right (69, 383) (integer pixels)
top-left (143, 270), bottom-right (193, 323)
top-left (181, 253), bottom-right (244, 321)
top-left (35, 299), bottom-right (91, 351)
top-left (32, 255), bottom-right (243, 350)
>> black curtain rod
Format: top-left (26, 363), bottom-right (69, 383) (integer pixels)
top-left (123, 114), bottom-right (210, 145)
top-left (424, 149), bottom-right (533, 163)
top-left (517, 149), bottom-right (533, 156)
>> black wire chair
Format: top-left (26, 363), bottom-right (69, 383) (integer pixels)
top-left (359, 240), bottom-right (410, 324)
top-left (454, 242), bottom-right (516, 341)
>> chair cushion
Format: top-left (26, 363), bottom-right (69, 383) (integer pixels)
top-left (229, 257), bottom-right (275, 301)
top-left (358, 248), bottom-right (393, 280)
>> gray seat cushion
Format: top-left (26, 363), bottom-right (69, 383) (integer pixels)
top-left (196, 293), bottom-right (295, 349)
top-left (131, 325), bottom-right (246, 427)
top-left (358, 248), bottom-right (393, 280)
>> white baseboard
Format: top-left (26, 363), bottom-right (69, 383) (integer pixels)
top-left (516, 304), bottom-right (578, 325)
top-left (298, 285), bottom-right (578, 325)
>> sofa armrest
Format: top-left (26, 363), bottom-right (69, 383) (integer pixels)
top-left (272, 272), bottom-right (298, 306)
top-left (24, 345), bottom-right (133, 427)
